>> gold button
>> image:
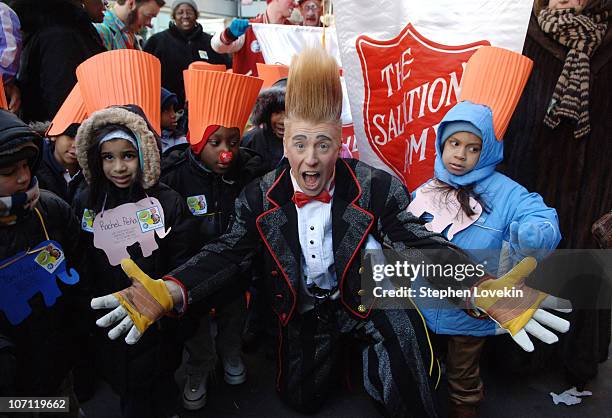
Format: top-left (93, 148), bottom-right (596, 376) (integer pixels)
top-left (357, 289), bottom-right (366, 296)
top-left (357, 304), bottom-right (367, 313)
top-left (358, 267), bottom-right (364, 274)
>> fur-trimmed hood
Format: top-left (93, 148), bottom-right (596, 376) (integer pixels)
top-left (76, 106), bottom-right (161, 189)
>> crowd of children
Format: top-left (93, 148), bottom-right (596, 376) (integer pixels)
top-left (0, 38), bottom-right (604, 418)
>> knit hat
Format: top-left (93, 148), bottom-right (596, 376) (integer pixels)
top-left (440, 121), bottom-right (482, 145)
top-left (0, 109), bottom-right (42, 171)
top-left (161, 88), bottom-right (178, 111)
top-left (172, 0), bottom-right (198, 15)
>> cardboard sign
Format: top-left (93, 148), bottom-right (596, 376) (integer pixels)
top-left (0, 240), bottom-right (79, 325)
top-left (93, 197), bottom-right (171, 266)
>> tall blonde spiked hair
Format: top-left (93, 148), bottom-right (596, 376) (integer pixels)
top-left (285, 48), bottom-right (343, 139)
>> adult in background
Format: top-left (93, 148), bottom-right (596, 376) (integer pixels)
top-left (144, 0), bottom-right (229, 108)
top-left (499, 0), bottom-right (611, 391)
top-left (95, 0), bottom-right (164, 50)
top-left (211, 0), bottom-right (295, 76)
top-left (0, 2), bottom-right (21, 113)
top-left (83, 0), bottom-right (107, 23)
top-left (298, 0), bottom-right (322, 27)
top-left (12, 0), bottom-right (105, 122)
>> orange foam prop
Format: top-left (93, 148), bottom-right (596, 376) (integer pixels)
top-left (183, 62), bottom-right (226, 100)
top-left (188, 61), bottom-right (227, 72)
top-left (256, 63), bottom-right (289, 89)
top-left (184, 70), bottom-right (263, 145)
top-left (0, 81), bottom-right (7, 110)
top-left (459, 46), bottom-right (533, 141)
top-left (76, 50), bottom-right (162, 134)
top-left (47, 83), bottom-right (87, 137)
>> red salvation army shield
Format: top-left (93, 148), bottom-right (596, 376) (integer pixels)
top-left (356, 24), bottom-right (488, 190)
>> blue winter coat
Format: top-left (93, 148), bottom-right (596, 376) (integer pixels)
top-left (412, 101), bottom-right (561, 336)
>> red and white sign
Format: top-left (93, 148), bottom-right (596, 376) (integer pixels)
top-left (356, 25), bottom-right (487, 190)
top-left (334, 0), bottom-right (532, 190)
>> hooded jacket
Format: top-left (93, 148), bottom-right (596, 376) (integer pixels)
top-left (143, 23), bottom-right (229, 107)
top-left (13, 0), bottom-right (105, 123)
top-left (36, 139), bottom-right (84, 204)
top-left (0, 110), bottom-right (86, 396)
top-left (72, 106), bottom-right (197, 394)
top-left (413, 101), bottom-right (561, 336)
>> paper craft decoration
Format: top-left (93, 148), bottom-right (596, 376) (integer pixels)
top-left (408, 181), bottom-right (482, 240)
top-left (46, 83), bottom-right (87, 137)
top-left (76, 49), bottom-right (162, 134)
top-left (93, 196), bottom-right (171, 266)
top-left (256, 63), bottom-right (289, 89)
top-left (459, 46), bottom-right (533, 141)
top-left (184, 69), bottom-right (263, 146)
top-left (0, 240), bottom-right (80, 325)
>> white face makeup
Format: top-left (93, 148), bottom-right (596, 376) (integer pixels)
top-left (284, 119), bottom-right (341, 196)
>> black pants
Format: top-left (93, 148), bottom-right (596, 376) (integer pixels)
top-left (276, 302), bottom-right (440, 417)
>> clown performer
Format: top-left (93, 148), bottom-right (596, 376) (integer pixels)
top-left (91, 48), bottom-right (571, 417)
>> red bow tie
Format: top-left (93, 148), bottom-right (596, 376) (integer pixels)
top-left (292, 190), bottom-right (332, 208)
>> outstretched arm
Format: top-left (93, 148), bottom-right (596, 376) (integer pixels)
top-left (91, 183), bottom-right (263, 343)
top-left (379, 176), bottom-right (570, 351)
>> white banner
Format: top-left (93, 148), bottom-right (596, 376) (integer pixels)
top-left (333, 0), bottom-right (533, 190)
top-left (252, 23), bottom-right (359, 156)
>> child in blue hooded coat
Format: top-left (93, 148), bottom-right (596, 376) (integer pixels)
top-left (410, 100), bottom-right (561, 417)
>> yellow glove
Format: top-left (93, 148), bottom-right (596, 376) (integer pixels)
top-left (474, 257), bottom-right (547, 335)
top-left (112, 259), bottom-right (173, 334)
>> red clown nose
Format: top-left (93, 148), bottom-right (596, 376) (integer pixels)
top-left (219, 151), bottom-right (234, 164)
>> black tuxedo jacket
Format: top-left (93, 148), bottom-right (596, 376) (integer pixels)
top-left (169, 159), bottom-right (475, 325)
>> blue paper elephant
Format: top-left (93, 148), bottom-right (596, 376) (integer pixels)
top-left (0, 240), bottom-right (79, 325)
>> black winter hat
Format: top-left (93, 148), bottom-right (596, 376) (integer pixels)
top-left (0, 110), bottom-right (42, 170)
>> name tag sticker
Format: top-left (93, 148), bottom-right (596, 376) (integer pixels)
top-left (186, 195), bottom-right (208, 216)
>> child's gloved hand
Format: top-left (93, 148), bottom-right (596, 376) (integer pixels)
top-left (91, 259), bottom-right (174, 344)
top-left (474, 257), bottom-right (572, 352)
top-left (509, 221), bottom-right (546, 258)
top-left (228, 18), bottom-right (250, 38)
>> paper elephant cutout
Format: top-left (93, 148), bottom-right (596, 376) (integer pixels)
top-left (93, 197), bottom-right (171, 266)
top-left (0, 240), bottom-right (79, 326)
top-left (408, 182), bottom-right (482, 240)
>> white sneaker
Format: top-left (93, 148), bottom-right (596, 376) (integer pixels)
top-left (183, 372), bottom-right (208, 410)
top-left (223, 356), bottom-right (247, 385)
